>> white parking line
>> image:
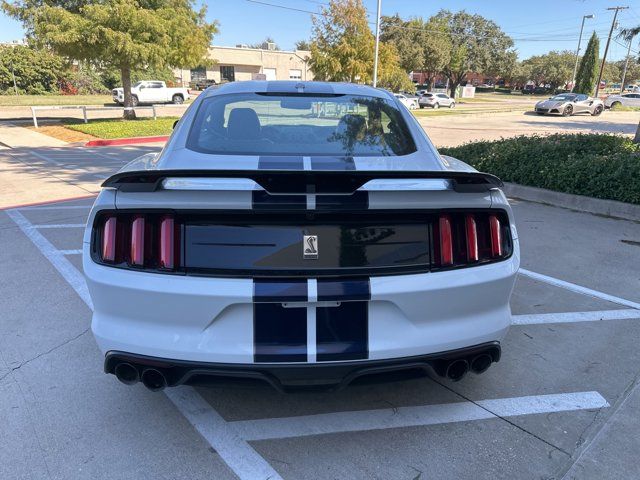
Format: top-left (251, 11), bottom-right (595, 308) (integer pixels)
top-left (33, 223), bottom-right (85, 229)
top-left (519, 268), bottom-right (640, 310)
top-left (6, 210), bottom-right (92, 309)
top-left (21, 205), bottom-right (91, 211)
top-left (7, 207), bottom-right (283, 480)
top-left (60, 249), bottom-right (83, 255)
top-left (232, 392), bottom-right (609, 441)
top-left (165, 387), bottom-right (284, 480)
top-left (513, 309), bottom-right (640, 325)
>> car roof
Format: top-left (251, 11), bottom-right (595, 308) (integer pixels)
top-left (203, 81), bottom-right (394, 100)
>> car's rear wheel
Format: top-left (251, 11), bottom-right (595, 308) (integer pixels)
top-left (172, 94), bottom-right (184, 105)
top-left (419, 105), bottom-right (425, 109)
top-left (131, 95), bottom-right (139, 107)
top-left (562, 104), bottom-right (573, 116)
top-left (449, 102), bottom-right (455, 109)
top-left (591, 105), bottom-right (603, 116)
top-left (433, 103), bottom-right (440, 109)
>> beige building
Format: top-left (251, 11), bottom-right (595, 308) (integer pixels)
top-left (174, 45), bottom-right (313, 87)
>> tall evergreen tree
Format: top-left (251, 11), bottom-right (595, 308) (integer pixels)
top-left (573, 32), bottom-right (599, 95)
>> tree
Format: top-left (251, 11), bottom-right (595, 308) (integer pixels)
top-left (309, 0), bottom-right (411, 90)
top-left (521, 50), bottom-right (574, 91)
top-left (619, 25), bottom-right (640, 143)
top-left (574, 32), bottom-right (599, 96)
top-left (4, 0), bottom-right (217, 119)
top-left (309, 0), bottom-right (373, 83)
top-left (250, 37), bottom-right (280, 50)
top-left (435, 10), bottom-right (515, 97)
top-left (0, 44), bottom-right (66, 94)
top-left (294, 40), bottom-right (311, 51)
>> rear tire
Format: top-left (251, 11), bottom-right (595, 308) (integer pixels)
top-left (172, 94), bottom-right (184, 105)
top-left (419, 105), bottom-right (425, 109)
top-left (591, 105), bottom-right (603, 116)
top-left (131, 95), bottom-right (139, 107)
top-left (562, 104), bottom-right (573, 116)
top-left (433, 103), bottom-right (440, 109)
top-left (449, 102), bottom-right (455, 109)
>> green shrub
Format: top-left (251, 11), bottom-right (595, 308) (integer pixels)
top-left (440, 134), bottom-right (640, 204)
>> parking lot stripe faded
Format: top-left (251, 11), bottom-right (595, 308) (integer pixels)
top-left (6, 207), bottom-right (283, 480)
top-left (513, 309), bottom-right (640, 325)
top-left (519, 268), bottom-right (640, 310)
top-left (231, 391), bottom-right (609, 441)
top-left (59, 249), bottom-right (83, 255)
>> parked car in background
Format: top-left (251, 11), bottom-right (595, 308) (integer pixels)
top-left (394, 93), bottom-right (419, 110)
top-left (624, 85), bottom-right (639, 93)
top-left (604, 93), bottom-right (640, 109)
top-left (112, 81), bottom-right (191, 106)
top-left (418, 92), bottom-right (455, 109)
top-left (534, 93), bottom-right (604, 116)
top-left (189, 78), bottom-right (217, 91)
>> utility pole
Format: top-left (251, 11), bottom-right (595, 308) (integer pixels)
top-left (571, 14), bottom-right (594, 92)
top-left (620, 36), bottom-right (634, 93)
top-left (372, 0), bottom-right (381, 87)
top-left (594, 6), bottom-right (628, 98)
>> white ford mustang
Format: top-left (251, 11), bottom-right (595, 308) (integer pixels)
top-left (83, 81), bottom-right (520, 392)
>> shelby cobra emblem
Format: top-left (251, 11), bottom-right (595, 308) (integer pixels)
top-left (303, 235), bottom-right (318, 259)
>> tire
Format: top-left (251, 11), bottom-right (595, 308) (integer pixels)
top-left (172, 94), bottom-right (184, 105)
top-left (562, 104), bottom-right (573, 116)
top-left (591, 105), bottom-right (603, 116)
top-left (131, 95), bottom-right (139, 107)
top-left (419, 105), bottom-right (425, 109)
top-left (449, 102), bottom-right (455, 109)
top-left (433, 103), bottom-right (440, 109)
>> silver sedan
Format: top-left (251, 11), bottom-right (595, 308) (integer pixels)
top-left (534, 93), bottom-right (604, 116)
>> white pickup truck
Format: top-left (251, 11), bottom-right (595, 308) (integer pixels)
top-left (112, 80), bottom-right (191, 106)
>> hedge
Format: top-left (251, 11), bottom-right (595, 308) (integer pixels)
top-left (440, 134), bottom-right (640, 205)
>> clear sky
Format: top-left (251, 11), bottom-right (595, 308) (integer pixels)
top-left (1, 0), bottom-right (639, 60)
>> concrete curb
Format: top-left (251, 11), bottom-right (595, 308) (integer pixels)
top-left (503, 182), bottom-right (640, 222)
top-left (85, 135), bottom-right (169, 147)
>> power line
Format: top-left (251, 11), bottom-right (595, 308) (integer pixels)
top-left (595, 6), bottom-right (629, 97)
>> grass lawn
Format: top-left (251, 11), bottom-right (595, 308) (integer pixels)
top-left (66, 117), bottom-right (178, 139)
top-left (412, 105), bottom-right (527, 117)
top-left (0, 94), bottom-right (114, 106)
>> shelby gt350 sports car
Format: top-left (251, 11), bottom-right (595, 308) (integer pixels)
top-left (534, 93), bottom-right (604, 116)
top-left (83, 81), bottom-right (520, 392)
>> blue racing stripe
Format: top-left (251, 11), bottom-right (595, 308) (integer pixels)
top-left (310, 156), bottom-right (356, 171)
top-left (251, 191), bottom-right (306, 210)
top-left (317, 278), bottom-right (371, 301)
top-left (316, 302), bottom-right (368, 361)
top-left (254, 279), bottom-right (308, 302)
top-left (257, 156), bottom-right (304, 170)
top-left (315, 191), bottom-right (369, 210)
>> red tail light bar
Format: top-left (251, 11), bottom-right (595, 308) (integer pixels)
top-left (95, 212), bottom-right (182, 272)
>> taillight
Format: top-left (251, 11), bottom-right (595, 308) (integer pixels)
top-left (434, 211), bottom-right (510, 269)
top-left (438, 215), bottom-right (453, 266)
top-left (130, 216), bottom-right (145, 266)
top-left (465, 214), bottom-right (478, 262)
top-left (102, 216), bottom-right (117, 262)
top-left (97, 213), bottom-right (181, 272)
top-left (489, 215), bottom-right (502, 257)
top-left (160, 216), bottom-right (175, 269)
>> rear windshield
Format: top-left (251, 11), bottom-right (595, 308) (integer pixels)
top-left (186, 93), bottom-right (417, 156)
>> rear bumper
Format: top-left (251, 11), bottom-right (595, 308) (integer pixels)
top-left (105, 342), bottom-right (501, 391)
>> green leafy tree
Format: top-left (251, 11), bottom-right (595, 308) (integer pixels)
top-left (436, 10), bottom-right (515, 97)
top-left (3, 0), bottom-right (217, 118)
top-left (619, 26), bottom-right (640, 143)
top-left (294, 40), bottom-right (311, 51)
top-left (521, 50), bottom-right (574, 91)
top-left (0, 44), bottom-right (66, 94)
top-left (574, 32), bottom-right (599, 95)
top-left (309, 0), bottom-right (411, 90)
top-left (309, 0), bottom-right (373, 83)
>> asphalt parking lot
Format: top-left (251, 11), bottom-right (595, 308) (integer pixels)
top-left (2, 145), bottom-right (640, 480)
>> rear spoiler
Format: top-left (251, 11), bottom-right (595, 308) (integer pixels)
top-left (102, 170), bottom-right (503, 194)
